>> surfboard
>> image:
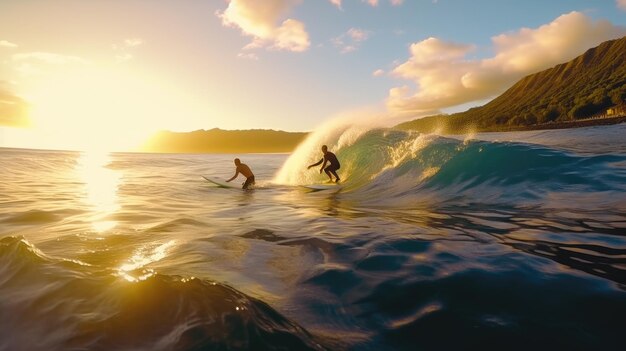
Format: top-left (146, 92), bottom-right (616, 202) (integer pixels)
top-left (202, 176), bottom-right (240, 189)
top-left (302, 183), bottom-right (343, 191)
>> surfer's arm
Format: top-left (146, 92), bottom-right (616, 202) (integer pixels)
top-left (319, 159), bottom-right (327, 173)
top-left (307, 159), bottom-right (323, 169)
top-left (226, 170), bottom-right (239, 182)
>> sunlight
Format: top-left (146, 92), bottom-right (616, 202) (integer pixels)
top-left (118, 240), bottom-right (177, 282)
top-left (76, 151), bottom-right (121, 232)
top-left (22, 66), bottom-right (195, 152)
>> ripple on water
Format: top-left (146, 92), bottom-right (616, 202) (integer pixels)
top-left (0, 236), bottom-right (330, 351)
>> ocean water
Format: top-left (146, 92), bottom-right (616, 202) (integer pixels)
top-left (2, 124), bottom-right (626, 351)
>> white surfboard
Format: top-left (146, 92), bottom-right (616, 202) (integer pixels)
top-left (202, 176), bottom-right (240, 189)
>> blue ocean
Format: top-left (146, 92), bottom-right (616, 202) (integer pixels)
top-left (1, 124), bottom-right (626, 350)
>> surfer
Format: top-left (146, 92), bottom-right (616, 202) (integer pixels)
top-left (226, 158), bottom-right (255, 189)
top-left (307, 145), bottom-right (341, 183)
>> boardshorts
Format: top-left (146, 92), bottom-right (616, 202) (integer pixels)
top-left (243, 175), bottom-right (255, 189)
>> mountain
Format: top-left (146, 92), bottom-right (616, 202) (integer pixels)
top-left (141, 128), bottom-right (308, 153)
top-left (396, 36), bottom-right (626, 133)
top-left (142, 37), bottom-right (626, 153)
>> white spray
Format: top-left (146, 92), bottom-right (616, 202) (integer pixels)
top-left (273, 108), bottom-right (414, 185)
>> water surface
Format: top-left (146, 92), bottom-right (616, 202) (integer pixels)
top-left (2, 124), bottom-right (626, 350)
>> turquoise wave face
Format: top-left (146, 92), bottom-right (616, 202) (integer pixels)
top-left (419, 140), bottom-right (626, 194)
top-left (280, 128), bottom-right (626, 206)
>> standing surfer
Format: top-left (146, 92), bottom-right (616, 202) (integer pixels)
top-left (227, 158), bottom-right (255, 189)
top-left (307, 145), bottom-right (341, 183)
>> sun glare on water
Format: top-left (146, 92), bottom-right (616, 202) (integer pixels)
top-left (118, 240), bottom-right (177, 282)
top-left (75, 151), bottom-right (121, 232)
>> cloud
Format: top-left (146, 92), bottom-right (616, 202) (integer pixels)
top-left (329, 0), bottom-right (342, 9)
top-left (373, 69), bottom-right (385, 77)
top-left (0, 40), bottom-right (18, 48)
top-left (364, 0), bottom-right (404, 6)
top-left (331, 0), bottom-right (401, 8)
top-left (12, 52), bottom-right (88, 65)
top-left (10, 52), bottom-right (89, 75)
top-left (217, 0), bottom-right (310, 53)
top-left (0, 85), bottom-right (29, 127)
top-left (274, 19), bottom-right (310, 51)
top-left (112, 38), bottom-right (144, 62)
top-left (619, 0), bottom-right (626, 11)
top-left (348, 28), bottom-right (370, 42)
top-left (124, 38), bottom-right (143, 47)
top-left (387, 11), bottom-right (626, 115)
top-left (332, 28), bottom-right (371, 53)
top-left (237, 52), bottom-right (259, 60)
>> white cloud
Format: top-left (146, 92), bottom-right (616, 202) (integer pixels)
top-left (217, 0), bottom-right (310, 53)
top-left (332, 0), bottom-right (401, 8)
top-left (618, 0), bottom-right (626, 11)
top-left (124, 38), bottom-right (143, 47)
top-left (373, 69), bottom-right (385, 77)
top-left (274, 19), bottom-right (309, 51)
top-left (348, 28), bottom-right (370, 42)
top-left (0, 40), bottom-right (18, 48)
top-left (10, 52), bottom-right (88, 76)
top-left (329, 0), bottom-right (342, 9)
top-left (332, 28), bottom-right (371, 53)
top-left (387, 11), bottom-right (626, 115)
top-left (112, 38), bottom-right (143, 62)
top-left (237, 52), bottom-right (259, 60)
top-left (12, 52), bottom-right (88, 65)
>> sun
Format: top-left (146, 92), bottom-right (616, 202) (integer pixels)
top-left (23, 65), bottom-right (186, 152)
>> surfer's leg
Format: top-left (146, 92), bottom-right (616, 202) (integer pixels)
top-left (324, 167), bottom-right (333, 182)
top-left (327, 166), bottom-right (340, 182)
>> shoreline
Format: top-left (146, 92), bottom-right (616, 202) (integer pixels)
top-left (483, 115), bottom-right (626, 133)
top-left (3, 117), bottom-right (625, 154)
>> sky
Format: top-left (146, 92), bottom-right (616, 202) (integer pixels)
top-left (1, 0), bottom-right (626, 151)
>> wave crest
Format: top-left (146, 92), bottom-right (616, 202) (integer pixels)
top-left (275, 127), bottom-right (626, 205)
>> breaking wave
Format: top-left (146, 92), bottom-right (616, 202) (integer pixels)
top-left (275, 127), bottom-right (626, 207)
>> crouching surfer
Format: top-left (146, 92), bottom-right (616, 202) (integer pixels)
top-left (227, 158), bottom-right (255, 189)
top-left (307, 145), bottom-right (341, 183)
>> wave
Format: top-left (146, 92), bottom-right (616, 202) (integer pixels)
top-left (275, 127), bottom-right (626, 206)
top-left (0, 236), bottom-right (328, 351)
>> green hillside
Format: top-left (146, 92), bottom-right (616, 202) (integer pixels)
top-left (396, 36), bottom-right (626, 133)
top-left (142, 37), bottom-right (626, 153)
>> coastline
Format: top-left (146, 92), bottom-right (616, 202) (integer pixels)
top-left (5, 117), bottom-right (623, 155)
top-left (500, 115), bottom-right (626, 132)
